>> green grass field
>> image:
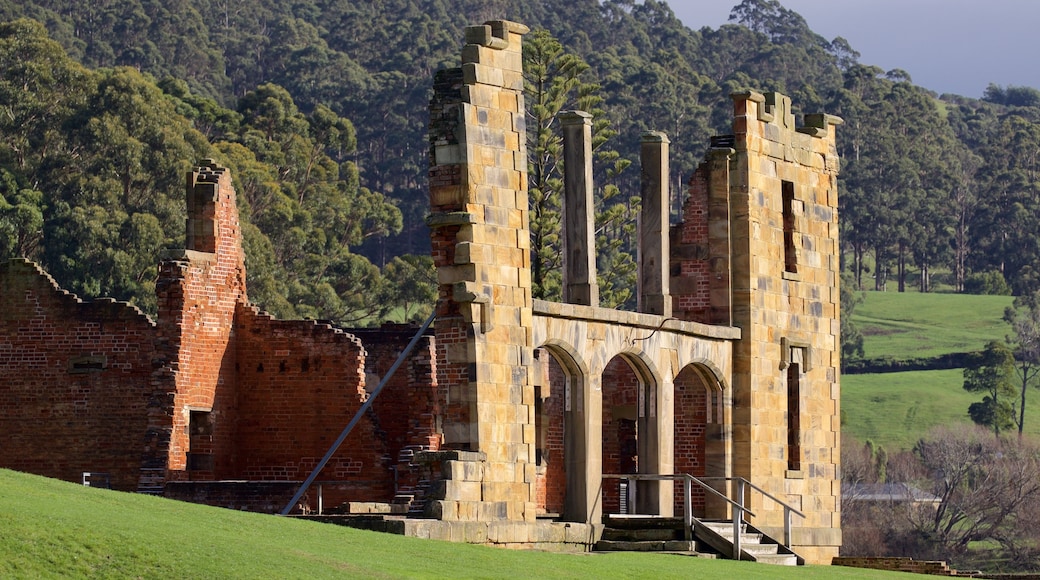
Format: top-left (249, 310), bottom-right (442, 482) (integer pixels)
top-left (843, 291), bottom-right (1026, 450)
top-left (0, 469), bottom-right (904, 579)
top-left (852, 291), bottom-right (1013, 359)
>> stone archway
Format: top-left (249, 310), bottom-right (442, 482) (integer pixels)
top-left (673, 363), bottom-right (730, 519)
top-left (600, 353), bottom-right (670, 516)
top-left (531, 343), bottom-right (601, 524)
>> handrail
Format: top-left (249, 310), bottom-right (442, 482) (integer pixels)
top-left (602, 473), bottom-right (756, 518)
top-left (700, 476), bottom-right (805, 550)
top-left (603, 473), bottom-right (804, 560)
top-left (602, 473), bottom-right (755, 556)
top-left (710, 477), bottom-right (805, 518)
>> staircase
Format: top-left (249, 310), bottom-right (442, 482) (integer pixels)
top-left (594, 515), bottom-right (713, 556)
top-left (695, 519), bottom-right (800, 565)
top-left (595, 515), bottom-right (800, 566)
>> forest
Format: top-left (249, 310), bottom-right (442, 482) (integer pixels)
top-left (2, 0), bottom-right (1040, 324)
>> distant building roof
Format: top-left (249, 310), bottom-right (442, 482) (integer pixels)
top-left (845, 483), bottom-right (941, 504)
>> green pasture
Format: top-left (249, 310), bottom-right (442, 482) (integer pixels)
top-left (852, 291), bottom-right (1013, 359)
top-left (842, 291), bottom-right (1038, 451)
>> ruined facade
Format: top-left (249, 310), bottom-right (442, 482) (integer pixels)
top-left (0, 19), bottom-right (842, 563)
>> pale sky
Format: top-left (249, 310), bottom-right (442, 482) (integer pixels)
top-left (668, 0), bottom-right (1040, 98)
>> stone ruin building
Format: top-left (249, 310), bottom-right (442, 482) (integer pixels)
top-left (0, 20), bottom-right (842, 564)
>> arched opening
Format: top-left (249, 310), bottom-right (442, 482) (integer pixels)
top-left (533, 347), bottom-right (567, 516)
top-left (601, 354), bottom-right (665, 515)
top-left (531, 344), bottom-right (597, 523)
top-left (673, 363), bottom-right (728, 519)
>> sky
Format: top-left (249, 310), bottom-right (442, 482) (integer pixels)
top-left (668, 0), bottom-right (1040, 98)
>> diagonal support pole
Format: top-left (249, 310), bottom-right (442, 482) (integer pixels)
top-left (280, 308), bottom-right (437, 516)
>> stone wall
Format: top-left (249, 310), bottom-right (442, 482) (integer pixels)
top-left (427, 20), bottom-right (538, 521)
top-left (727, 92), bottom-right (843, 561)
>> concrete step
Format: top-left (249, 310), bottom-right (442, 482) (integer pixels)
top-left (595, 540), bottom-right (698, 552)
top-left (741, 542), bottom-right (780, 556)
top-left (602, 514), bottom-right (686, 530)
top-left (699, 520), bottom-right (747, 534)
top-left (752, 553), bottom-right (799, 566)
top-left (602, 527), bottom-right (683, 542)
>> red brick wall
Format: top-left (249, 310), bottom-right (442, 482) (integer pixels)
top-left (674, 366), bottom-right (708, 515)
top-left (164, 480), bottom-right (363, 513)
top-left (0, 259), bottom-right (158, 491)
top-left (540, 354), bottom-right (567, 514)
top-left (228, 305), bottom-right (394, 505)
top-left (602, 357), bottom-right (639, 513)
top-left (154, 163), bottom-right (248, 480)
top-left (433, 316), bottom-right (472, 449)
top-left (671, 166), bottom-right (712, 324)
top-left (349, 325), bottom-right (442, 505)
top-left (355, 326), bottom-right (441, 459)
top-left (0, 161), bottom-right (442, 510)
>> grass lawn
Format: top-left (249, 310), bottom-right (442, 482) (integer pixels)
top-left (0, 469), bottom-right (907, 579)
top-left (851, 291), bottom-right (1012, 359)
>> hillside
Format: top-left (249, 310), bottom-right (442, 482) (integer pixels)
top-left (842, 291), bottom-right (1031, 451)
top-left (0, 469), bottom-right (903, 578)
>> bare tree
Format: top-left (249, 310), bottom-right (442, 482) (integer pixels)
top-left (908, 426), bottom-right (1040, 556)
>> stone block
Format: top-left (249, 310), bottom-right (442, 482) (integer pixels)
top-left (564, 522), bottom-right (601, 545)
top-left (482, 481), bottom-right (529, 503)
top-left (429, 522), bottom-right (454, 541)
top-left (463, 521), bottom-right (489, 542)
top-left (442, 459), bottom-right (484, 482)
top-left (457, 500), bottom-right (481, 521)
top-left (461, 84), bottom-right (496, 108)
top-left (478, 500), bottom-right (509, 520)
top-left (531, 522), bottom-right (566, 543)
top-left (462, 62), bottom-right (504, 87)
top-left (426, 499), bottom-right (459, 520)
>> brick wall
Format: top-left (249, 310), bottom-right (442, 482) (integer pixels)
top-left (673, 366), bottom-right (708, 515)
top-left (0, 259), bottom-right (158, 491)
top-left (163, 480), bottom-right (364, 513)
top-left (602, 357), bottom-right (639, 513)
top-left (154, 162), bottom-right (248, 482)
top-left (1, 160), bottom-right (430, 510)
top-left (832, 557), bottom-right (959, 576)
top-left (536, 352), bottom-right (567, 514)
top-left (226, 305), bottom-right (394, 505)
top-left (671, 167), bottom-right (712, 324)
top-left (347, 325), bottom-right (441, 507)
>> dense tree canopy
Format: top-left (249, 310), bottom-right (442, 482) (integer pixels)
top-left (3, 0), bottom-right (1040, 324)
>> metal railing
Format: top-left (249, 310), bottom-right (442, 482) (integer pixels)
top-left (702, 476), bottom-right (806, 551)
top-left (602, 473), bottom-right (804, 561)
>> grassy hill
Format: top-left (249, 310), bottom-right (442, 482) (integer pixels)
top-left (853, 291), bottom-right (1012, 359)
top-left (0, 469), bottom-right (904, 579)
top-left (843, 291), bottom-right (1021, 450)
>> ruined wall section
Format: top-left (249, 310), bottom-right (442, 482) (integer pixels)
top-left (427, 20), bottom-right (537, 522)
top-left (227, 305), bottom-right (394, 506)
top-left (354, 326), bottom-right (441, 460)
top-left (672, 147), bottom-right (734, 326)
top-left (351, 325), bottom-right (441, 509)
top-left (0, 259), bottom-right (157, 491)
top-left (728, 91), bottom-right (843, 563)
top-left (153, 161), bottom-right (247, 481)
